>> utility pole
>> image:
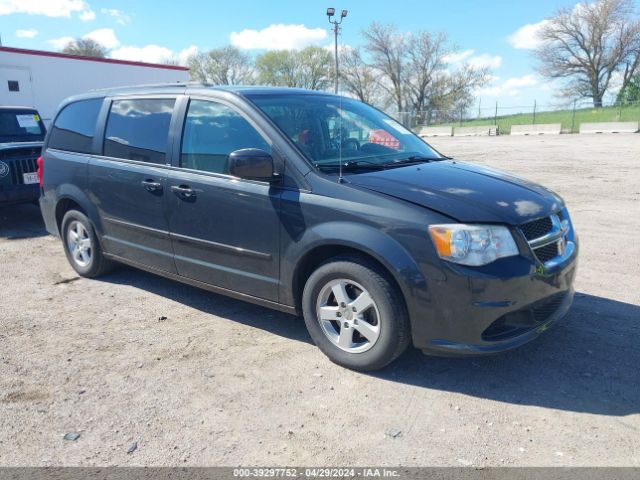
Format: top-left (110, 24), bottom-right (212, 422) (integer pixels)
top-left (327, 8), bottom-right (348, 94)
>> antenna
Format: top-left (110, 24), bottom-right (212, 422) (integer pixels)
top-left (327, 7), bottom-right (348, 183)
top-left (338, 90), bottom-right (343, 183)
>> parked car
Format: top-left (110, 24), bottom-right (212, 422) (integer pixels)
top-left (0, 106), bottom-right (46, 205)
top-left (38, 85), bottom-right (578, 371)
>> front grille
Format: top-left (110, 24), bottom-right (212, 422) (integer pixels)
top-left (1, 148), bottom-right (40, 186)
top-left (520, 216), bottom-right (553, 240)
top-left (532, 293), bottom-right (566, 322)
top-left (482, 292), bottom-right (567, 341)
top-left (8, 158), bottom-right (38, 185)
top-left (519, 212), bottom-right (571, 265)
top-left (533, 242), bottom-right (559, 263)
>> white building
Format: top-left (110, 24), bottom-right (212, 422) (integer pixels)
top-left (0, 46), bottom-right (189, 125)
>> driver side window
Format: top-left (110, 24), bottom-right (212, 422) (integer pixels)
top-left (181, 99), bottom-right (270, 175)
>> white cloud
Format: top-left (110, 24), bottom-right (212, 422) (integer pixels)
top-left (110, 44), bottom-right (195, 66)
top-left (83, 28), bottom-right (119, 49)
top-left (79, 8), bottom-right (95, 21)
top-left (178, 45), bottom-right (198, 65)
top-left (444, 49), bottom-right (502, 70)
top-left (477, 74), bottom-right (540, 97)
top-left (101, 8), bottom-right (130, 25)
top-left (502, 74), bottom-right (538, 89)
top-left (231, 23), bottom-right (327, 50)
top-left (110, 44), bottom-right (173, 63)
top-left (48, 29), bottom-right (119, 51)
top-left (48, 36), bottom-right (75, 49)
top-left (443, 49), bottom-right (474, 64)
top-left (468, 53), bottom-right (502, 69)
top-left (16, 28), bottom-right (38, 38)
top-left (508, 20), bottom-right (549, 49)
top-left (0, 0), bottom-right (94, 21)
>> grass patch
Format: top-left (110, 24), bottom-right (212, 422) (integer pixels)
top-left (427, 104), bottom-right (640, 134)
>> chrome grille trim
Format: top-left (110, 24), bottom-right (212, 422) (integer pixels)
top-left (519, 212), bottom-right (573, 266)
top-left (528, 214), bottom-right (569, 249)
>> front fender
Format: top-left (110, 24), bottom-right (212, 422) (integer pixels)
top-left (281, 221), bottom-right (428, 318)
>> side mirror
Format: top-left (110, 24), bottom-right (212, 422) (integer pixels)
top-left (228, 148), bottom-right (277, 182)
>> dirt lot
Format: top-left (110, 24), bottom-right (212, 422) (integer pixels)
top-left (1, 134), bottom-right (639, 467)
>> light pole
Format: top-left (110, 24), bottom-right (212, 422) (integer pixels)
top-left (327, 8), bottom-right (347, 94)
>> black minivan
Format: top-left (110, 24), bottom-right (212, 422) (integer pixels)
top-left (39, 84), bottom-right (578, 371)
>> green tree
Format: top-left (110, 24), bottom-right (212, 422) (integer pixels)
top-left (256, 46), bottom-right (332, 90)
top-left (616, 75), bottom-right (640, 104)
top-left (188, 46), bottom-right (254, 85)
top-left (61, 38), bottom-right (108, 58)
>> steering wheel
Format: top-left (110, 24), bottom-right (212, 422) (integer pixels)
top-left (342, 138), bottom-right (360, 151)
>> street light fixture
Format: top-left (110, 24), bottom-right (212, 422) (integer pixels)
top-left (327, 7), bottom-right (348, 94)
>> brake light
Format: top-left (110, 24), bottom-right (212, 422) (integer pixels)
top-left (37, 156), bottom-right (43, 186)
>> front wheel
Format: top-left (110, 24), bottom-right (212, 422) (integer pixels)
top-left (302, 256), bottom-right (410, 371)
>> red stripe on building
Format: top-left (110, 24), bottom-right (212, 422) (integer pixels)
top-left (0, 46), bottom-right (189, 71)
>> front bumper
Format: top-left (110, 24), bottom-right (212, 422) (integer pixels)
top-left (0, 184), bottom-right (39, 205)
top-left (410, 240), bottom-right (579, 356)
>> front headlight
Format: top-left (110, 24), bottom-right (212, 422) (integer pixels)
top-left (428, 224), bottom-right (519, 266)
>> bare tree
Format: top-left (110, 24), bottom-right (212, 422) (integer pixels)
top-left (62, 38), bottom-right (108, 58)
top-left (535, 0), bottom-right (640, 107)
top-left (362, 23), bottom-right (405, 112)
top-left (339, 47), bottom-right (380, 104)
top-left (188, 46), bottom-right (254, 85)
top-left (161, 55), bottom-right (181, 66)
top-left (362, 23), bottom-right (489, 119)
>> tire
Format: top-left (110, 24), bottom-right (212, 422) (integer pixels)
top-left (61, 209), bottom-right (114, 278)
top-left (302, 255), bottom-right (410, 371)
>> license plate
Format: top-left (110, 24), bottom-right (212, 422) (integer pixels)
top-left (23, 172), bottom-right (39, 184)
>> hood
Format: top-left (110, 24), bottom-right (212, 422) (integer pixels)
top-left (0, 141), bottom-right (43, 151)
top-left (345, 160), bottom-right (564, 225)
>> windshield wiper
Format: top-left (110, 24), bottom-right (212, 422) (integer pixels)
top-left (315, 160), bottom-right (387, 171)
top-left (383, 155), bottom-right (446, 166)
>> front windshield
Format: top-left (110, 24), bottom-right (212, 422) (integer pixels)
top-left (0, 111), bottom-right (46, 143)
top-left (247, 94), bottom-right (441, 173)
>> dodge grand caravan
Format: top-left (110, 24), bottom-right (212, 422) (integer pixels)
top-left (39, 85), bottom-right (578, 371)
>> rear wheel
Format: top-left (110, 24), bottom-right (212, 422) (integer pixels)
top-left (302, 256), bottom-right (410, 371)
top-left (61, 209), bottom-right (113, 278)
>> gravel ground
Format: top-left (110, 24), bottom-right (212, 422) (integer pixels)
top-left (1, 134), bottom-right (639, 467)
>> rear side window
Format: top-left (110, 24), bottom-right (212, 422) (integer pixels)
top-left (104, 98), bottom-right (175, 164)
top-left (181, 99), bottom-right (270, 174)
top-left (48, 98), bottom-right (103, 153)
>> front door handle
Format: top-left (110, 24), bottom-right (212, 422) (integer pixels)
top-left (171, 185), bottom-right (197, 198)
top-left (141, 179), bottom-right (163, 192)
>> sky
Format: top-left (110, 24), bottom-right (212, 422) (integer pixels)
top-left (1, 0), bottom-right (638, 111)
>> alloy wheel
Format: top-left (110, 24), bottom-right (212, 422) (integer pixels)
top-left (315, 279), bottom-right (381, 353)
top-left (66, 220), bottom-right (92, 268)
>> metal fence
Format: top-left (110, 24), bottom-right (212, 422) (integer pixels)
top-left (391, 99), bottom-right (640, 134)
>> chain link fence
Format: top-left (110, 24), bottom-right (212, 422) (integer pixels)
top-left (391, 99), bottom-right (640, 134)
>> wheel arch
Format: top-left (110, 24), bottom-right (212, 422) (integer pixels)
top-left (53, 184), bottom-right (102, 234)
top-left (284, 222), bottom-right (427, 317)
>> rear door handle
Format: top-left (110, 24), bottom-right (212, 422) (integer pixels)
top-left (171, 185), bottom-right (197, 198)
top-left (141, 179), bottom-right (163, 192)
